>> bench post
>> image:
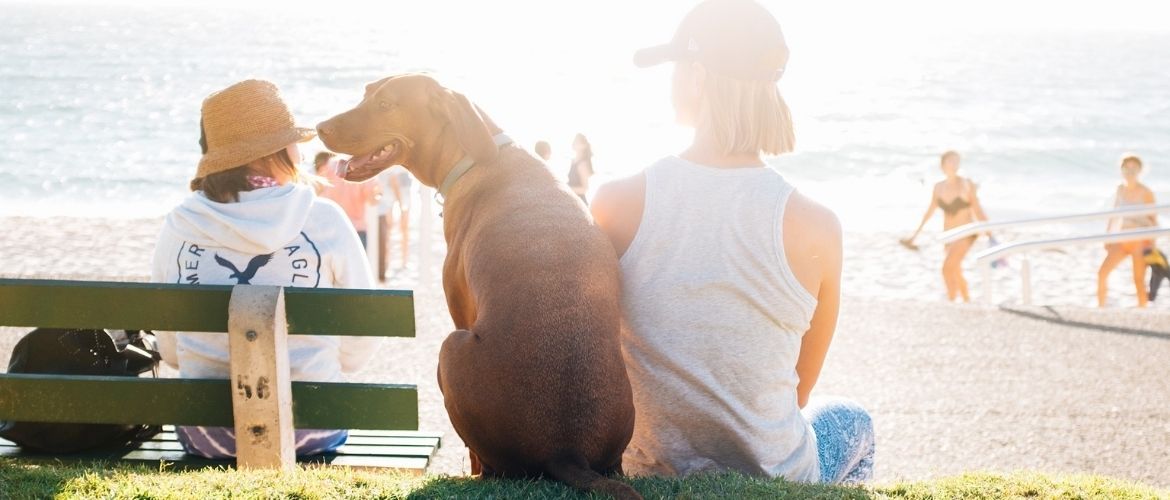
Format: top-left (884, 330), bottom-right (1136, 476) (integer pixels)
top-left (228, 285), bottom-right (295, 470)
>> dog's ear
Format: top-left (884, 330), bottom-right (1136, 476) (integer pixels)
top-left (432, 88), bottom-right (497, 165)
top-left (364, 76), bottom-right (397, 99)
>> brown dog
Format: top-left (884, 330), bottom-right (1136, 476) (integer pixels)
top-left (317, 75), bottom-right (638, 499)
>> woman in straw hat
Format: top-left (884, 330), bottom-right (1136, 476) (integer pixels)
top-left (591, 0), bottom-right (873, 484)
top-left (150, 79), bottom-right (379, 458)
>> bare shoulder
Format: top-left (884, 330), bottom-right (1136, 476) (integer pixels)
top-left (592, 173), bottom-right (645, 212)
top-left (590, 172), bottom-right (647, 257)
top-left (784, 191), bottom-right (842, 254)
top-left (782, 191), bottom-right (842, 296)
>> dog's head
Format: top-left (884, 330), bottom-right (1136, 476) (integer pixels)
top-left (317, 74), bottom-right (500, 186)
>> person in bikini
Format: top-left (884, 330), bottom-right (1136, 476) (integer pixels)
top-left (902, 150), bottom-right (988, 302)
top-left (1097, 154), bottom-right (1157, 308)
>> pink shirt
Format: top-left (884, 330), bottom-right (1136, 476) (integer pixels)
top-left (317, 161), bottom-right (379, 231)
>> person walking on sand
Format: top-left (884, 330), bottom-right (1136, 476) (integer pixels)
top-left (591, 0), bottom-right (873, 484)
top-left (316, 151), bottom-right (380, 249)
top-left (151, 79), bottom-right (379, 458)
top-left (568, 133), bottom-right (594, 204)
top-left (375, 165), bottom-right (412, 279)
top-left (1098, 154), bottom-right (1157, 308)
top-left (902, 151), bottom-right (988, 303)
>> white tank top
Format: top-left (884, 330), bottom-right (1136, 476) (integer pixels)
top-left (619, 156), bottom-right (819, 481)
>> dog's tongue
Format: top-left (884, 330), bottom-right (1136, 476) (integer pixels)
top-left (340, 144), bottom-right (399, 182)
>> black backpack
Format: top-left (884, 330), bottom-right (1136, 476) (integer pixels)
top-left (0, 328), bottom-right (161, 453)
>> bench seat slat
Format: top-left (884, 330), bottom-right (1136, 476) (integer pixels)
top-left (324, 435), bottom-right (440, 447)
top-left (144, 432), bottom-right (440, 448)
top-left (0, 424), bottom-right (439, 471)
top-left (0, 375), bottom-right (418, 430)
top-left (0, 442), bottom-right (437, 459)
top-left (0, 446), bottom-right (432, 471)
top-left (0, 279), bottom-right (414, 337)
top-left (309, 455), bottom-right (429, 470)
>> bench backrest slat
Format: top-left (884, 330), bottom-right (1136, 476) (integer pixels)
top-left (0, 374), bottom-right (418, 430)
top-left (0, 279), bottom-right (413, 337)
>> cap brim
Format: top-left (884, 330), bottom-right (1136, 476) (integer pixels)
top-left (633, 44), bottom-right (682, 68)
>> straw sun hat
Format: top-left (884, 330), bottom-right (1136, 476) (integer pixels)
top-left (194, 79), bottom-right (315, 181)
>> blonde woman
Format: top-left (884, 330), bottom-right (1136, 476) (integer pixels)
top-left (1098, 154), bottom-right (1157, 308)
top-left (902, 151), bottom-right (988, 302)
top-left (592, 0), bottom-right (872, 484)
top-left (151, 80), bottom-right (378, 458)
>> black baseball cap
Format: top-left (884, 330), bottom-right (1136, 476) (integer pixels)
top-left (633, 0), bottom-right (789, 82)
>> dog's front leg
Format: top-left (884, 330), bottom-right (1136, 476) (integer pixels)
top-left (442, 256), bottom-right (478, 329)
top-left (469, 449), bottom-right (483, 476)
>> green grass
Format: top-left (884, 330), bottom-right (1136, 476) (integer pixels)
top-left (0, 460), bottom-right (1166, 499)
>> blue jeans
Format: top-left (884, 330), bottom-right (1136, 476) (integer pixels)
top-left (802, 396), bottom-right (875, 484)
top-left (176, 425), bottom-right (348, 459)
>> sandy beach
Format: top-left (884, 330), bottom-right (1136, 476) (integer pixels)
top-left (1, 214), bottom-right (1168, 487)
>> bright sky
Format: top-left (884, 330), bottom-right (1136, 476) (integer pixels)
top-left (12, 0), bottom-right (1170, 34)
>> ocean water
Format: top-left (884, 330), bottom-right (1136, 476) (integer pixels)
top-left (1, 1), bottom-right (1168, 235)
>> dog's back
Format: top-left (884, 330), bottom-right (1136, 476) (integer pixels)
top-left (315, 74), bottom-right (637, 497)
top-left (437, 146), bottom-right (636, 493)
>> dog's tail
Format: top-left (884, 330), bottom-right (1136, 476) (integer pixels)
top-left (545, 453), bottom-right (642, 500)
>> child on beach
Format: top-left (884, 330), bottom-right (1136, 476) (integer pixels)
top-left (902, 151), bottom-right (989, 302)
top-left (591, 0), bottom-right (873, 484)
top-left (1097, 154), bottom-right (1157, 308)
top-left (150, 79), bottom-right (378, 458)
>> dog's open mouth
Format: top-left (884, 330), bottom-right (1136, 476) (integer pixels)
top-left (339, 141), bottom-right (404, 182)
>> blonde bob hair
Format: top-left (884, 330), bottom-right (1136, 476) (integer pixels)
top-left (697, 72), bottom-right (795, 156)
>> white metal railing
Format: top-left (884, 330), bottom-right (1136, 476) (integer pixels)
top-left (975, 227), bottom-right (1170, 305)
top-left (939, 203), bottom-right (1170, 244)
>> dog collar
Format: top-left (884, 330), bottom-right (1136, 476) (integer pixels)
top-left (435, 133), bottom-right (514, 204)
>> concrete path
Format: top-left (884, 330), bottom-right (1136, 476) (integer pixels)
top-left (818, 299), bottom-right (1170, 487)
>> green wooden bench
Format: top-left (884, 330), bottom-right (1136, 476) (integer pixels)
top-left (0, 279), bottom-right (439, 471)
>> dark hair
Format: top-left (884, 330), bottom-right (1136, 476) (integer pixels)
top-left (573, 133), bottom-right (593, 160)
top-left (314, 151), bottom-right (336, 169)
top-left (1120, 154), bottom-right (1143, 170)
top-left (190, 149), bottom-right (297, 203)
top-left (198, 118), bottom-right (209, 154)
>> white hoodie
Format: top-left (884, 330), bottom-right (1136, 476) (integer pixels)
top-left (151, 183), bottom-right (379, 382)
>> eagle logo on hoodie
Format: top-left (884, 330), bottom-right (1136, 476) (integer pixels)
top-left (175, 232), bottom-right (322, 288)
top-left (214, 253), bottom-right (274, 285)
